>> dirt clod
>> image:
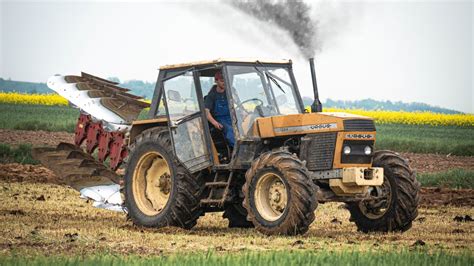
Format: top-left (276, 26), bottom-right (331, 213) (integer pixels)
top-left (453, 215), bottom-right (473, 222)
top-left (36, 195), bottom-right (46, 201)
top-left (412, 240), bottom-right (426, 247)
top-left (416, 217), bottom-right (426, 223)
top-left (292, 240), bottom-right (304, 246)
top-left (64, 233), bottom-right (79, 242)
top-left (11, 210), bottom-right (25, 215)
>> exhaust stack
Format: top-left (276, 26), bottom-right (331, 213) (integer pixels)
top-left (309, 58), bottom-right (323, 112)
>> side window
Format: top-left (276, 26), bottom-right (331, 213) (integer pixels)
top-left (163, 71), bottom-right (199, 121)
top-left (200, 76), bottom-right (214, 97)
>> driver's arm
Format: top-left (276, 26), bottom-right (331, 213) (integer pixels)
top-left (206, 108), bottom-right (223, 130)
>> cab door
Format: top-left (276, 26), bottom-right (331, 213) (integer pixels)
top-left (162, 70), bottom-right (212, 172)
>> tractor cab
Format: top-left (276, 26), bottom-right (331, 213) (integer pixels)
top-left (148, 59), bottom-right (303, 171)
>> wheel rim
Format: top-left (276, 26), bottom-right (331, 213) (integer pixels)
top-left (132, 151), bottom-right (172, 216)
top-left (254, 172), bottom-right (288, 222)
top-left (359, 179), bottom-right (392, 219)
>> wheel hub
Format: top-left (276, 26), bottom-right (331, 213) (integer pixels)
top-left (133, 152), bottom-right (172, 216)
top-left (269, 181), bottom-right (286, 213)
top-left (254, 172), bottom-right (288, 222)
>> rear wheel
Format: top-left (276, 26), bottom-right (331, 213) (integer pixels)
top-left (347, 150), bottom-right (420, 232)
top-left (124, 128), bottom-right (203, 229)
top-left (243, 150), bottom-right (317, 235)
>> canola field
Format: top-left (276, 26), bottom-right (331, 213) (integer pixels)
top-left (1, 92), bottom-right (473, 127)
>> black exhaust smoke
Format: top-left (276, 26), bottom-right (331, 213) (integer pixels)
top-left (230, 0), bottom-right (319, 58)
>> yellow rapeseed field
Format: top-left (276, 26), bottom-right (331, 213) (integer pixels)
top-left (323, 108), bottom-right (474, 127)
top-left (1, 92), bottom-right (473, 127)
top-left (0, 92), bottom-right (68, 106)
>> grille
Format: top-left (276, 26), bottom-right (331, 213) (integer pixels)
top-left (343, 119), bottom-right (376, 131)
top-left (299, 132), bottom-right (337, 171)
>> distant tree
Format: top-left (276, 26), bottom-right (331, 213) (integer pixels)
top-left (107, 77), bottom-right (121, 83)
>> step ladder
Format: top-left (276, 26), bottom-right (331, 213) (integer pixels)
top-left (200, 171), bottom-right (234, 207)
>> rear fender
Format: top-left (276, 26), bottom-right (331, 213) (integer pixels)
top-left (129, 117), bottom-right (168, 144)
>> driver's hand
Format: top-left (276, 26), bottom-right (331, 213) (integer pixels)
top-left (213, 121), bottom-right (223, 130)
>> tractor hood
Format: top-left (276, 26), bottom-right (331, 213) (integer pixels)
top-left (254, 112), bottom-right (375, 138)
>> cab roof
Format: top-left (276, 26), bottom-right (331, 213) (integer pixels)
top-left (159, 58), bottom-right (292, 70)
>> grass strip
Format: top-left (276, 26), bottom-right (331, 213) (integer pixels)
top-left (0, 143), bottom-right (38, 164)
top-left (1, 250), bottom-right (472, 266)
top-left (0, 104), bottom-right (78, 133)
top-left (375, 124), bottom-right (474, 156)
top-left (417, 169), bottom-right (474, 189)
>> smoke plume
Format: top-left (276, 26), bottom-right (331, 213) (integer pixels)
top-left (230, 0), bottom-right (318, 58)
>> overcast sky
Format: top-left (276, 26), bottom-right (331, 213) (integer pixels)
top-left (1, 0), bottom-right (472, 113)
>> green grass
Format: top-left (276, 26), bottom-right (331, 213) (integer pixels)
top-left (0, 143), bottom-right (38, 164)
top-left (1, 251), bottom-right (472, 266)
top-left (376, 124), bottom-right (474, 156)
top-left (0, 103), bottom-right (472, 155)
top-left (417, 168), bottom-right (474, 189)
top-left (0, 104), bottom-right (78, 133)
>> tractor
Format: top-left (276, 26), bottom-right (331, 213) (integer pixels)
top-left (34, 58), bottom-right (420, 235)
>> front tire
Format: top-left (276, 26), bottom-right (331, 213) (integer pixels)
top-left (347, 150), bottom-right (420, 232)
top-left (243, 150), bottom-right (317, 235)
top-left (124, 128), bottom-right (203, 229)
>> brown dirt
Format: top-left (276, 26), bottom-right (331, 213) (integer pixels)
top-left (0, 129), bottom-right (74, 147)
top-left (420, 187), bottom-right (474, 207)
top-left (0, 164), bottom-right (472, 208)
top-left (0, 163), bottom-right (58, 184)
top-left (0, 181), bottom-right (472, 257)
top-left (401, 152), bottom-right (474, 174)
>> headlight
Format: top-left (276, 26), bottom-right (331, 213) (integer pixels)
top-left (364, 146), bottom-right (372, 155)
top-left (343, 146), bottom-right (351, 155)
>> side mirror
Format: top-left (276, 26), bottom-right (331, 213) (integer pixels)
top-left (167, 90), bottom-right (181, 102)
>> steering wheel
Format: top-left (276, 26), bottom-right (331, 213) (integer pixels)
top-left (235, 98), bottom-right (264, 113)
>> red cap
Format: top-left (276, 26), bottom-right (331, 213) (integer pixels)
top-left (214, 71), bottom-right (223, 81)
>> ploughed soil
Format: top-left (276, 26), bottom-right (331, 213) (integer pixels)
top-left (0, 163), bottom-right (472, 207)
top-left (0, 129), bottom-right (74, 147)
top-left (1, 129), bottom-right (473, 207)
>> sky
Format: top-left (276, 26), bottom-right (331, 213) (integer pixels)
top-left (1, 0), bottom-right (472, 113)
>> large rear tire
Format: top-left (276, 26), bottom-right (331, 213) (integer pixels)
top-left (347, 150), bottom-right (420, 232)
top-left (124, 128), bottom-right (203, 229)
top-left (243, 150), bottom-right (317, 235)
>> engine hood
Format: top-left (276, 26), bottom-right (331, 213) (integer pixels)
top-left (254, 112), bottom-right (375, 138)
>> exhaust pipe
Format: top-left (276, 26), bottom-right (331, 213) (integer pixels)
top-left (309, 58), bottom-right (322, 112)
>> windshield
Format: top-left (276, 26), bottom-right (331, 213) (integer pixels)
top-left (226, 65), bottom-right (302, 136)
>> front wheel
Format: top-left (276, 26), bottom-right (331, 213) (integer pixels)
top-left (347, 150), bottom-right (420, 232)
top-left (243, 150), bottom-right (318, 235)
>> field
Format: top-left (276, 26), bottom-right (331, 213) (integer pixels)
top-left (1, 103), bottom-right (473, 155)
top-left (0, 180), bottom-right (472, 264)
top-left (0, 97), bottom-right (473, 264)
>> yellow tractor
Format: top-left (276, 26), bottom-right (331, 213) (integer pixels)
top-left (34, 58), bottom-right (420, 235)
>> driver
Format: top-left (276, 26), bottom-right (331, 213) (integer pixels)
top-left (204, 71), bottom-right (235, 148)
